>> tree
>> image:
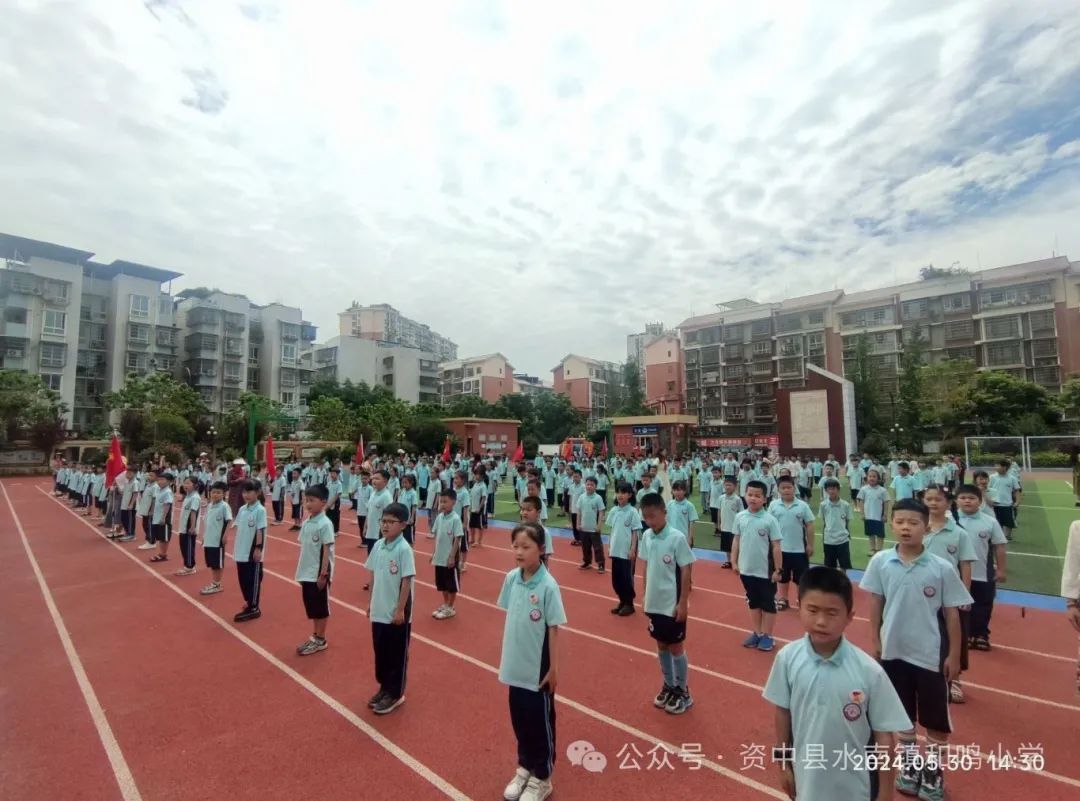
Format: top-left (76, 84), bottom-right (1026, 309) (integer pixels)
top-left (221, 392), bottom-right (286, 453)
top-left (309, 396), bottom-right (360, 441)
top-left (919, 264), bottom-right (971, 281)
top-left (0, 370), bottom-right (65, 443)
top-left (895, 330), bottom-right (927, 449)
top-left (404, 416), bottom-right (450, 454)
top-left (1060, 378), bottom-right (1080, 432)
top-left (616, 358), bottom-right (651, 416)
top-left (962, 370), bottom-right (1058, 435)
top-left (849, 333), bottom-right (880, 443)
top-left (443, 395), bottom-right (496, 418)
top-left (101, 371), bottom-right (207, 424)
top-left (359, 399), bottom-right (413, 442)
top-left (493, 393), bottom-right (535, 432)
top-left (920, 358), bottom-right (977, 435)
top-left (532, 393), bottom-right (586, 443)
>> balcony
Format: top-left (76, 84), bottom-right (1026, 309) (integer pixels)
top-left (301, 323), bottom-right (317, 342)
top-left (223, 313), bottom-right (246, 333)
top-left (979, 282), bottom-right (1053, 311)
top-left (187, 307), bottom-right (221, 327)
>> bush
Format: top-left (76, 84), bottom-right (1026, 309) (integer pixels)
top-left (82, 447), bottom-right (106, 467)
top-left (522, 434), bottom-right (539, 459)
top-left (858, 431), bottom-right (890, 459)
top-left (939, 437), bottom-right (966, 456)
top-left (320, 447), bottom-right (341, 464)
top-left (405, 417), bottom-right (450, 455)
top-left (1030, 451), bottom-right (1072, 467)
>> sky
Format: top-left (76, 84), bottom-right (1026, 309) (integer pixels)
top-left (2, 0), bottom-right (1079, 378)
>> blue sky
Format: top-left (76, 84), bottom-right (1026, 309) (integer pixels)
top-left (1, 0), bottom-right (1078, 377)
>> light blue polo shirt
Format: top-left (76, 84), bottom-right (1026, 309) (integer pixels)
top-left (764, 636), bottom-right (912, 801)
top-left (607, 504), bottom-right (642, 560)
top-left (819, 499), bottom-right (852, 545)
top-left (497, 565), bottom-right (567, 691)
top-left (856, 485), bottom-right (888, 522)
top-left (733, 509), bottom-right (781, 578)
top-left (859, 548), bottom-right (973, 671)
top-left (151, 486), bottom-right (173, 525)
top-left (364, 533), bottom-right (415, 624)
top-left (203, 501), bottom-right (231, 548)
top-left (180, 492), bottom-right (201, 532)
top-left (768, 498), bottom-right (815, 553)
top-left (957, 511), bottom-right (1007, 582)
top-left (890, 474), bottom-right (916, 501)
top-left (365, 487), bottom-right (393, 540)
top-left (988, 473), bottom-right (1021, 506)
top-left (233, 502), bottom-right (268, 563)
top-left (295, 511), bottom-right (335, 582)
top-left (431, 511), bottom-right (464, 567)
top-left (924, 517), bottom-right (977, 573)
top-left (718, 492), bottom-right (745, 533)
top-left (640, 524), bottom-right (695, 615)
top-left (666, 498), bottom-right (698, 539)
top-left (576, 491), bottom-right (605, 532)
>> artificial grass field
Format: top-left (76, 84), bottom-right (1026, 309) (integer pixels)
top-left (489, 477), bottom-right (1075, 597)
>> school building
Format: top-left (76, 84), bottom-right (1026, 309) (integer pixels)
top-left (608, 414), bottom-right (698, 456)
top-left (442, 417), bottom-right (520, 457)
top-left (551, 354), bottom-right (623, 427)
top-left (438, 353), bottom-right (516, 405)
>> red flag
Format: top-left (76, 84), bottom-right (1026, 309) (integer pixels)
top-left (265, 434), bottom-right (277, 485)
top-left (561, 439), bottom-right (572, 460)
top-left (356, 435), bottom-right (365, 465)
top-left (512, 441), bottom-right (524, 462)
top-left (441, 434), bottom-right (452, 463)
top-left (600, 438), bottom-right (608, 459)
top-left (104, 434), bottom-right (125, 488)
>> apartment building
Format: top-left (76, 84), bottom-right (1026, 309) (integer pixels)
top-left (313, 335), bottom-right (440, 404)
top-left (551, 354), bottom-right (623, 426)
top-left (0, 233), bottom-right (181, 431)
top-left (340, 302), bottom-right (458, 362)
top-left (439, 353), bottom-right (515, 404)
top-left (642, 333), bottom-right (685, 415)
top-left (513, 373), bottom-right (554, 397)
top-left (627, 322), bottom-right (667, 366)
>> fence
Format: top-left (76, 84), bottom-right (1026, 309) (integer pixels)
top-left (963, 436), bottom-right (1028, 472)
top-left (1024, 435), bottom-right (1080, 471)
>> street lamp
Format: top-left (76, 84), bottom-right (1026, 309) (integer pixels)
top-left (206, 425), bottom-right (218, 465)
top-left (890, 424), bottom-right (904, 451)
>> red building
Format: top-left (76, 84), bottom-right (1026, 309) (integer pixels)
top-left (442, 417), bottom-right (520, 457)
top-left (643, 333), bottom-right (684, 414)
top-left (610, 415), bottom-right (698, 456)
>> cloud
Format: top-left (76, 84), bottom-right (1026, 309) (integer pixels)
top-left (0, 0), bottom-right (1079, 378)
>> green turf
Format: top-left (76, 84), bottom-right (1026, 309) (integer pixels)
top-left (490, 477), bottom-right (1074, 597)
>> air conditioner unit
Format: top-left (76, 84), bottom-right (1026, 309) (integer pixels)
top-left (6, 348), bottom-right (23, 357)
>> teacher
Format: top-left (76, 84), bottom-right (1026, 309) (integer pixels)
top-left (1063, 520), bottom-right (1080, 694)
top-left (227, 458), bottom-right (247, 518)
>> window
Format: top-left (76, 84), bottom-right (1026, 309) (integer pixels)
top-left (156, 329), bottom-right (175, 347)
top-left (984, 316), bottom-right (1020, 340)
top-left (724, 365), bottom-right (744, 379)
top-left (282, 343), bottom-right (297, 364)
top-left (902, 299), bottom-right (928, 320)
top-left (753, 340), bottom-right (771, 355)
top-left (126, 351), bottom-right (147, 370)
top-left (752, 319), bottom-right (771, 336)
top-left (39, 343), bottom-right (66, 368)
top-left (43, 310), bottom-right (66, 336)
top-left (224, 363), bottom-right (242, 381)
top-left (942, 293), bottom-right (970, 312)
top-left (280, 391), bottom-right (295, 406)
top-left (128, 323), bottom-right (150, 344)
top-left (1033, 366), bottom-right (1059, 385)
top-left (158, 296), bottom-right (172, 315)
top-left (43, 280), bottom-right (69, 300)
top-left (985, 343), bottom-right (1021, 366)
top-left (4, 306), bottom-right (27, 324)
top-left (807, 310), bottom-right (824, 325)
top-left (666, 381), bottom-right (675, 391)
top-left (155, 356), bottom-right (176, 371)
top-left (129, 295), bottom-right (150, 319)
top-left (39, 373), bottom-right (62, 391)
top-left (945, 320), bottom-right (973, 340)
top-left (1028, 310), bottom-right (1055, 334)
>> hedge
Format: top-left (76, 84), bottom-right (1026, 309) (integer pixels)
top-left (968, 451), bottom-right (1071, 467)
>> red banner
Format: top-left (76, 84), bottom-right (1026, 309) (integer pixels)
top-left (753, 434), bottom-right (780, 448)
top-left (697, 437), bottom-right (751, 448)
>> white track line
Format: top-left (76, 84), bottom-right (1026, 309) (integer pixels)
top-left (2, 483), bottom-right (143, 801)
top-left (32, 488), bottom-right (473, 801)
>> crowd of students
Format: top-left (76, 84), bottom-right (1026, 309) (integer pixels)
top-left (51, 446), bottom-right (1026, 801)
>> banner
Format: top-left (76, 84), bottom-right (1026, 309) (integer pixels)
top-left (753, 434), bottom-right (780, 449)
top-left (697, 437), bottom-right (751, 448)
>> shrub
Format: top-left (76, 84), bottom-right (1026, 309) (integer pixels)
top-left (522, 434), bottom-right (539, 459)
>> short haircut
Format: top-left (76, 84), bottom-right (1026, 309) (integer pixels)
top-left (745, 479), bottom-right (767, 495)
top-left (671, 479), bottom-right (687, 492)
top-left (776, 475), bottom-right (795, 487)
top-left (573, 469), bottom-right (582, 476)
top-left (159, 472), bottom-right (174, 481)
top-left (241, 479), bottom-right (260, 493)
top-left (440, 488), bottom-right (458, 502)
top-left (997, 459), bottom-right (1011, 468)
top-left (639, 492), bottom-right (665, 512)
top-left (520, 495), bottom-right (542, 511)
top-left (304, 483), bottom-right (329, 501)
top-left (210, 481), bottom-right (228, 492)
top-left (897, 461), bottom-right (910, 470)
top-left (798, 566), bottom-right (854, 613)
top-left (511, 522), bottom-right (546, 551)
top-left (402, 474), bottom-right (414, 486)
top-left (723, 476), bottom-right (736, 485)
top-left (527, 478), bottom-right (541, 489)
top-left (376, 469), bottom-right (390, 480)
top-left (972, 470), bottom-right (989, 481)
top-left (382, 503), bottom-right (408, 523)
top-left (822, 478), bottom-right (840, 490)
top-left (891, 497), bottom-right (929, 522)
top-left (955, 484), bottom-right (982, 500)
top-left (585, 476), bottom-right (597, 486)
top-left (711, 465), bottom-right (722, 473)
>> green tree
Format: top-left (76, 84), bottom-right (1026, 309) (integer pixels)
top-left (849, 333), bottom-right (880, 443)
top-left (962, 370), bottom-right (1058, 435)
top-left (309, 396), bottom-right (360, 441)
top-left (443, 395), bottom-right (496, 418)
top-left (616, 358), bottom-right (651, 416)
top-left (1059, 377), bottom-right (1080, 432)
top-left (101, 371), bottom-right (207, 424)
top-left (919, 264), bottom-right (971, 281)
top-left (532, 393), bottom-right (586, 442)
top-left (360, 399), bottom-right (413, 442)
top-left (143, 411), bottom-right (196, 452)
top-left (896, 330), bottom-right (927, 449)
top-left (405, 416), bottom-right (450, 454)
top-left (920, 358), bottom-right (977, 435)
top-left (0, 370), bottom-right (65, 443)
top-left (493, 393), bottom-right (535, 432)
top-left (221, 392), bottom-right (286, 453)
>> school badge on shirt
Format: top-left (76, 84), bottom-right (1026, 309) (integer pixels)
top-left (757, 527), bottom-right (768, 537)
top-left (946, 544), bottom-right (958, 554)
top-left (663, 553), bottom-right (673, 564)
top-left (389, 559), bottom-right (399, 575)
top-left (923, 585), bottom-right (936, 598)
top-left (843, 690), bottom-right (864, 721)
top-left (529, 608), bottom-right (542, 622)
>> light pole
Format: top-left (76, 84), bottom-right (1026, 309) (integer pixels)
top-left (206, 425), bottom-right (218, 465)
top-left (890, 424), bottom-right (904, 452)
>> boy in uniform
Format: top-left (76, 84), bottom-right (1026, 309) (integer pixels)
top-left (606, 482), bottom-right (641, 615)
top-left (175, 476), bottom-right (202, 576)
top-left (987, 460), bottom-right (1021, 540)
top-left (860, 499), bottom-right (972, 801)
top-left (666, 480), bottom-right (699, 548)
top-left (325, 467), bottom-right (343, 533)
top-left (431, 488), bottom-right (464, 619)
top-left (117, 466), bottom-right (138, 542)
top-left (769, 476), bottom-right (815, 611)
top-left (857, 468), bottom-right (889, 556)
top-left (955, 485), bottom-right (1007, 651)
top-left (149, 472), bottom-right (174, 563)
top-left (717, 476), bottom-right (744, 570)
top-left (200, 482), bottom-right (231, 595)
top-left (819, 478), bottom-right (853, 572)
top-left (295, 483), bottom-right (335, 656)
top-left (233, 480), bottom-right (268, 622)
top-left (574, 477), bottom-right (606, 573)
top-left (731, 480), bottom-right (783, 651)
top-left (136, 468), bottom-right (158, 550)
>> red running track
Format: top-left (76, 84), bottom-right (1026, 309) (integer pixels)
top-left (2, 476), bottom-right (1077, 801)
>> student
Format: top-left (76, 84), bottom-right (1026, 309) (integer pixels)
top-left (200, 482), bottom-right (232, 595)
top-left (857, 468), bottom-right (889, 556)
top-left (136, 468), bottom-right (158, 551)
top-left (175, 476), bottom-right (201, 577)
top-left (567, 470), bottom-right (585, 545)
top-left (955, 485), bottom-right (1008, 652)
top-left (575, 477), bottom-right (606, 573)
top-left (635, 473), bottom-right (659, 505)
top-left (232, 480), bottom-right (268, 622)
top-left (890, 462), bottom-right (916, 502)
top-left (364, 470), bottom-right (394, 554)
top-left (639, 493), bottom-right (695, 714)
top-left (325, 467), bottom-right (343, 533)
top-left (731, 480), bottom-right (783, 651)
top-left (356, 470), bottom-right (373, 537)
top-left (819, 478), bottom-right (853, 573)
top-left (116, 466), bottom-right (138, 542)
top-left (295, 483), bottom-right (335, 656)
top-left (451, 471), bottom-right (472, 571)
top-left (149, 472), bottom-right (174, 563)
top-left (707, 466), bottom-right (724, 536)
top-left (717, 477), bottom-right (744, 570)
top-left (364, 503), bottom-right (415, 715)
top-left (518, 495), bottom-right (554, 565)
top-left (498, 523), bottom-right (566, 801)
top-left (430, 488), bottom-right (464, 620)
top-left (606, 482), bottom-right (642, 615)
top-left (922, 484), bottom-right (977, 704)
top-left (860, 498), bottom-right (973, 801)
top-left (424, 468), bottom-right (443, 534)
top-left (796, 459), bottom-right (813, 502)
top-left (666, 480), bottom-right (699, 548)
top-left (525, 479), bottom-right (550, 530)
top-left (469, 468), bottom-right (488, 548)
top-left (699, 463), bottom-right (713, 515)
top-left (287, 469), bottom-right (305, 531)
top-left (764, 568), bottom-right (911, 801)
top-left (271, 467), bottom-right (287, 525)
top-left (987, 460), bottom-right (1022, 540)
top-left (769, 476), bottom-right (815, 611)
top-left (398, 474), bottom-right (418, 545)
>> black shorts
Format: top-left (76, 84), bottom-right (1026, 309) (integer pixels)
top-left (469, 512), bottom-right (482, 530)
top-left (864, 519), bottom-right (885, 538)
top-left (882, 659), bottom-right (951, 734)
top-left (300, 580), bottom-right (330, 620)
top-left (779, 552), bottom-right (809, 584)
top-left (824, 542), bottom-right (852, 570)
top-left (798, 486), bottom-right (812, 500)
top-left (204, 545), bottom-right (224, 570)
top-left (434, 565), bottom-right (460, 593)
top-left (419, 487), bottom-right (428, 504)
top-left (719, 531), bottom-right (734, 552)
top-left (850, 488), bottom-right (859, 502)
top-left (740, 575), bottom-right (777, 613)
top-left (150, 523), bottom-right (171, 543)
top-left (647, 612), bottom-right (686, 645)
top-left (992, 505), bottom-right (1015, 529)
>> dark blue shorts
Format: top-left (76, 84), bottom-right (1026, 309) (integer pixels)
top-left (864, 519), bottom-right (885, 537)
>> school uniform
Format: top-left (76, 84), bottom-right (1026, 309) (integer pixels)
top-left (640, 524), bottom-right (695, 644)
top-left (179, 492), bottom-right (201, 569)
top-left (452, 486), bottom-right (471, 552)
top-left (356, 482), bottom-right (373, 532)
top-left (607, 504), bottom-right (642, 608)
top-left (698, 469), bottom-right (712, 511)
top-left (325, 478), bottom-right (343, 532)
top-left (819, 498), bottom-right (853, 570)
top-left (203, 500), bottom-right (231, 570)
top-left (987, 473), bottom-right (1021, 530)
top-left (296, 511), bottom-right (335, 619)
top-left (666, 498), bottom-right (699, 547)
top-left (890, 474), bottom-right (916, 502)
top-left (150, 485), bottom-right (173, 544)
top-left (397, 488), bottom-right (418, 544)
top-left (270, 475), bottom-right (286, 523)
top-left (717, 491), bottom-right (744, 554)
top-left (497, 564), bottom-right (567, 782)
top-left (768, 498), bottom-right (815, 585)
top-left (796, 467), bottom-right (813, 501)
top-left (288, 479), bottom-right (305, 524)
top-left (707, 475), bottom-right (724, 528)
top-left (542, 467), bottom-right (557, 507)
top-left (763, 636), bottom-right (912, 801)
top-left (119, 477), bottom-right (138, 538)
top-left (733, 509), bottom-right (781, 612)
top-left (233, 502), bottom-right (268, 611)
top-left (857, 484), bottom-right (889, 539)
top-left (365, 534), bottom-right (416, 700)
top-left (925, 517), bottom-right (977, 672)
top-left (957, 511), bottom-right (1007, 640)
top-left (575, 491), bottom-right (606, 569)
top-left (859, 548), bottom-right (973, 733)
top-left (847, 462), bottom-right (864, 502)
top-left (431, 511), bottom-right (464, 592)
top-left (567, 481), bottom-right (585, 543)
top-left (364, 487), bottom-right (393, 552)
top-left (469, 481), bottom-right (487, 530)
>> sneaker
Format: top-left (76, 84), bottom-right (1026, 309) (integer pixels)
top-left (297, 637), bottom-right (327, 656)
top-left (432, 605), bottom-right (448, 618)
top-left (653, 684), bottom-right (675, 708)
top-left (372, 694), bottom-right (405, 715)
top-left (610, 604), bottom-right (622, 614)
top-left (200, 582), bottom-right (222, 595)
top-left (916, 768), bottom-right (943, 801)
top-left (665, 686), bottom-right (694, 714)
top-left (367, 689), bottom-right (389, 708)
top-left (137, 542), bottom-right (155, 550)
top-left (948, 680), bottom-right (965, 704)
top-left (742, 632), bottom-right (762, 648)
top-left (234, 608), bottom-right (261, 622)
top-left (895, 763), bottom-right (921, 796)
top-left (757, 635), bottom-right (776, 652)
top-left (174, 567), bottom-right (196, 576)
top-left (720, 561), bottom-right (733, 569)
top-left (118, 535), bottom-right (135, 542)
top-left (596, 566), bottom-right (605, 574)
top-left (434, 607), bottom-right (456, 620)
top-left (503, 767), bottom-right (532, 801)
top-left (617, 605), bottom-right (635, 616)
top-left (578, 563), bottom-right (591, 570)
top-left (519, 776), bottom-right (552, 801)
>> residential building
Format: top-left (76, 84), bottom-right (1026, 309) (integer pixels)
top-left (513, 373), bottom-right (554, 397)
top-left (439, 353), bottom-right (515, 404)
top-left (551, 354), bottom-right (623, 426)
top-left (627, 322), bottom-right (667, 366)
top-left (339, 302), bottom-right (457, 362)
top-left (313, 335), bottom-right (440, 404)
top-left (642, 333), bottom-right (685, 414)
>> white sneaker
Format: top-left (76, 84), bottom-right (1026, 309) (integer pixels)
top-left (200, 582), bottom-right (222, 595)
top-left (137, 543), bottom-right (155, 550)
top-left (503, 768), bottom-right (531, 801)
top-left (432, 605), bottom-right (447, 618)
top-left (519, 776), bottom-right (552, 801)
top-left (434, 607), bottom-right (456, 620)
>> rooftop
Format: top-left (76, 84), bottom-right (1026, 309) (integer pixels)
top-left (84, 259), bottom-right (182, 284)
top-left (0, 232), bottom-right (94, 265)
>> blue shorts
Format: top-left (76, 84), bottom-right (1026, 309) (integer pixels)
top-left (864, 519), bottom-right (885, 537)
